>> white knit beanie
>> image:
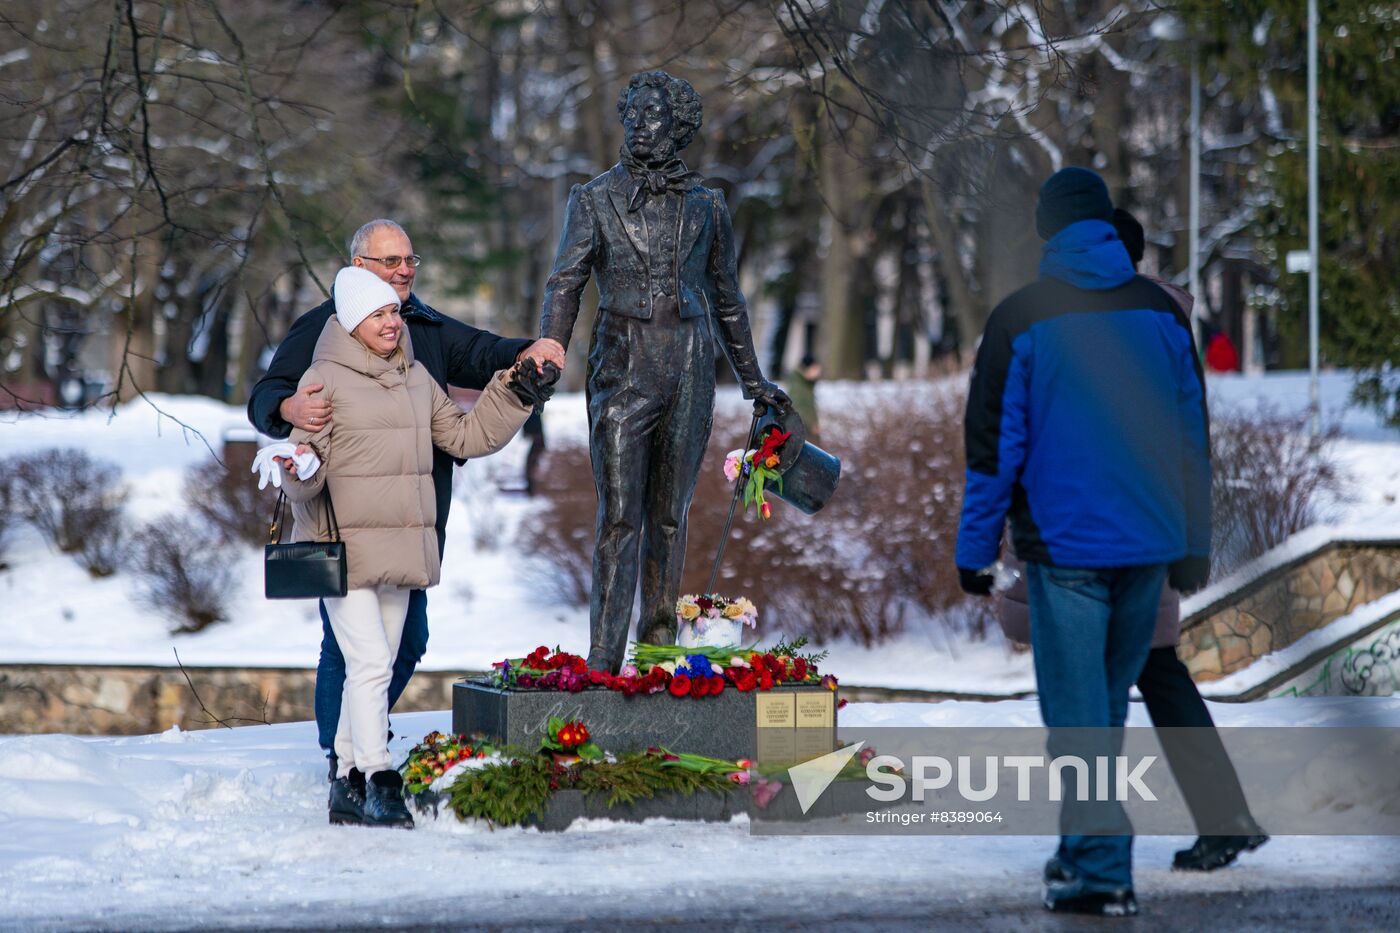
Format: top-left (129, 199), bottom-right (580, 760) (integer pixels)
top-left (333, 266), bottom-right (401, 334)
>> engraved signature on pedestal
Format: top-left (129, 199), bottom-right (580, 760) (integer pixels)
top-left (520, 696), bottom-right (702, 744)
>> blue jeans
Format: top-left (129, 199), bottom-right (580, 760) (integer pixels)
top-left (1025, 562), bottom-right (1166, 891)
top-left (314, 589), bottom-right (430, 752)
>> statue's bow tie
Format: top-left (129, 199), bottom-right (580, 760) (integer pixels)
top-left (621, 152), bottom-right (699, 212)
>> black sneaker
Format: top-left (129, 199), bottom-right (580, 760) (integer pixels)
top-left (1044, 879), bottom-right (1138, 917)
top-left (1043, 855), bottom-right (1073, 883)
top-left (328, 768), bottom-right (366, 825)
top-left (1173, 833), bottom-right (1270, 871)
top-left (363, 769), bottom-right (414, 829)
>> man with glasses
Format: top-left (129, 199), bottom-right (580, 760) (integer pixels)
top-left (248, 218), bottom-right (565, 778)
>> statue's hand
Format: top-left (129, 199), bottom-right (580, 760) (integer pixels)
top-left (750, 380), bottom-right (792, 415)
top-left (506, 361), bottom-right (557, 411)
top-left (520, 338), bottom-right (566, 374)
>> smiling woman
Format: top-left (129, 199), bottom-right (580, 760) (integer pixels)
top-left (270, 265), bottom-right (545, 830)
top-left (350, 304), bottom-right (403, 358)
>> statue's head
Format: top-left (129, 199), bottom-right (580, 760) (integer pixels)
top-left (617, 70), bottom-right (702, 162)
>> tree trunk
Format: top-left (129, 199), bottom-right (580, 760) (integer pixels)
top-left (817, 108), bottom-right (867, 379)
top-left (920, 180), bottom-right (983, 350)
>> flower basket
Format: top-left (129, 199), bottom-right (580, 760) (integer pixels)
top-left (674, 593), bottom-right (757, 648)
top-left (676, 616), bottom-right (744, 648)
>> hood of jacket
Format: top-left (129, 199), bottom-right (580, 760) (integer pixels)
top-left (1039, 219), bottom-right (1135, 291)
top-left (312, 316), bottom-right (416, 387)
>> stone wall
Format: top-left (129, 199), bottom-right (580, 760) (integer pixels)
top-left (1180, 542), bottom-right (1400, 681)
top-left (0, 665), bottom-right (485, 736)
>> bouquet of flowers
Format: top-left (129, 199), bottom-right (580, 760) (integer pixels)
top-left (630, 637), bottom-right (834, 697)
top-left (647, 748), bottom-right (753, 785)
top-left (400, 731), bottom-right (498, 794)
top-left (491, 645), bottom-right (591, 692)
top-left (675, 592), bottom-right (758, 638)
top-left (723, 427), bottom-right (792, 519)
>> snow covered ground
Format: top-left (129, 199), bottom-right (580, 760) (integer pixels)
top-left (2, 371), bottom-right (1398, 696)
top-left (1, 697), bottom-right (1397, 931)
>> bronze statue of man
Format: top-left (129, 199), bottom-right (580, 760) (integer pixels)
top-left (539, 70), bottom-right (790, 672)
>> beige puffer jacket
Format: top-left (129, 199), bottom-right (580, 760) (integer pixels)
top-left (278, 317), bottom-right (530, 589)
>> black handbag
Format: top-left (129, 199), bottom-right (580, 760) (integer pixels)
top-left (264, 483), bottom-right (348, 600)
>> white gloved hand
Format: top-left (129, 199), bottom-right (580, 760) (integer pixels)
top-left (251, 443), bottom-right (321, 490)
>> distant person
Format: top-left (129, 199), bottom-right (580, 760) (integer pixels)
top-left (274, 266), bottom-right (544, 827)
top-left (786, 354), bottom-right (822, 445)
top-left (247, 219), bottom-right (564, 781)
top-left (1205, 330), bottom-right (1240, 373)
top-left (1110, 207), bottom-right (1193, 319)
top-left (521, 410), bottom-right (546, 496)
top-left (957, 168), bottom-right (1213, 917)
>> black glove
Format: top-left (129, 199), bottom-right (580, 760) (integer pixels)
top-left (506, 361), bottom-right (558, 412)
top-left (958, 567), bottom-right (995, 596)
top-left (750, 380), bottom-right (791, 415)
top-left (1168, 555), bottom-right (1211, 595)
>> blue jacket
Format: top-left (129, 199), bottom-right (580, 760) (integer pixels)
top-left (955, 220), bottom-right (1210, 571)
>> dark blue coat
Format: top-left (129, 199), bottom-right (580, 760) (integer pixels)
top-left (955, 220), bottom-right (1210, 571)
top-left (247, 293), bottom-right (529, 555)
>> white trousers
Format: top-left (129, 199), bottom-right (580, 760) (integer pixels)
top-left (323, 585), bottom-right (411, 778)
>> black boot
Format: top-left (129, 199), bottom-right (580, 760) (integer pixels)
top-left (1044, 879), bottom-right (1138, 917)
top-left (326, 752), bottom-right (338, 784)
top-left (328, 768), bottom-right (365, 825)
top-left (1173, 833), bottom-right (1269, 871)
top-left (363, 769), bottom-right (414, 829)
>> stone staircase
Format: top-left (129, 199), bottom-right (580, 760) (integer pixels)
top-left (1177, 526), bottom-right (1400, 700)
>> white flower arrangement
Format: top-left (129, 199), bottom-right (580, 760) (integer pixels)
top-left (674, 593), bottom-right (758, 634)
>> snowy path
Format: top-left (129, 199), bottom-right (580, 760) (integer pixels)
top-left (3, 700), bottom-right (1398, 931)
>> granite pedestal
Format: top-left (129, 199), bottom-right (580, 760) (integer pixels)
top-left (452, 679), bottom-right (839, 763)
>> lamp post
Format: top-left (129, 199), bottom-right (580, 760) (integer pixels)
top-left (1307, 0), bottom-right (1320, 435)
top-left (1189, 48), bottom-right (1202, 347)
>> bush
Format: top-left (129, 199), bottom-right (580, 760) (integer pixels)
top-left (524, 381), bottom-right (988, 646)
top-left (524, 445), bottom-right (598, 607)
top-left (183, 455), bottom-right (277, 546)
top-left (1210, 405), bottom-right (1347, 577)
top-left (129, 516), bottom-right (236, 633)
top-left (77, 511), bottom-right (125, 578)
top-left (12, 448), bottom-right (127, 554)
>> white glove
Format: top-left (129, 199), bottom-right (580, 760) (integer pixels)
top-left (251, 443), bottom-right (321, 490)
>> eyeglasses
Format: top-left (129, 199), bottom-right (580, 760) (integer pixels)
top-left (358, 254), bottom-right (422, 270)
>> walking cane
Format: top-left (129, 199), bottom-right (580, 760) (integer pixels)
top-left (705, 408), bottom-right (764, 595)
